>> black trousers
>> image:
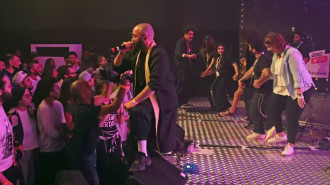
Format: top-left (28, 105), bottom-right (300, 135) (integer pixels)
top-left (250, 91), bottom-right (273, 134)
top-left (2, 165), bottom-right (18, 185)
top-left (210, 76), bottom-right (231, 112)
top-left (268, 87), bottom-right (315, 143)
top-left (129, 99), bottom-right (156, 141)
top-left (96, 138), bottom-right (128, 185)
top-left (243, 86), bottom-right (255, 121)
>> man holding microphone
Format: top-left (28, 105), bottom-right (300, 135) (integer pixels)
top-left (114, 23), bottom-right (178, 172)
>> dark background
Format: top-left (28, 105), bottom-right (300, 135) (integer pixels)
top-left (245, 0), bottom-right (330, 52)
top-left (1, 0), bottom-right (329, 91)
top-left (0, 0), bottom-right (240, 66)
top-left (244, 0), bottom-right (330, 92)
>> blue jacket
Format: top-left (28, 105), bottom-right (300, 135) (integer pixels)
top-left (270, 45), bottom-right (314, 100)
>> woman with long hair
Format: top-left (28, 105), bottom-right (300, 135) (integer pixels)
top-left (199, 35), bottom-right (217, 110)
top-left (40, 58), bottom-right (58, 79)
top-left (201, 43), bottom-right (239, 112)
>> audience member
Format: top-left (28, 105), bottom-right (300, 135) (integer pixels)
top-left (12, 71), bottom-right (33, 91)
top-left (0, 72), bottom-right (18, 185)
top-left (57, 65), bottom-right (77, 86)
top-left (69, 74), bottom-right (129, 185)
top-left (7, 86), bottom-right (38, 185)
top-left (0, 61), bottom-right (5, 72)
top-left (3, 54), bottom-right (21, 83)
top-left (28, 62), bottom-right (42, 95)
top-left (67, 52), bottom-right (80, 72)
top-left (41, 58), bottom-right (58, 79)
top-left (32, 77), bottom-right (67, 185)
top-left (94, 79), bottom-right (128, 185)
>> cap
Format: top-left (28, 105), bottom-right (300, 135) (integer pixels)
top-left (79, 70), bottom-right (92, 82)
top-left (12, 71), bottom-right (28, 84)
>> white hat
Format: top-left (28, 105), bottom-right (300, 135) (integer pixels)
top-left (79, 70), bottom-right (92, 82)
top-left (12, 71), bottom-right (28, 84)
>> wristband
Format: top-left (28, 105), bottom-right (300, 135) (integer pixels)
top-left (132, 99), bottom-right (138, 105)
top-left (3, 180), bottom-right (9, 185)
top-left (120, 85), bottom-right (130, 90)
top-left (298, 96), bottom-right (304, 99)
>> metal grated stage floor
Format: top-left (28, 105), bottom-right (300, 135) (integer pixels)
top-left (164, 97), bottom-right (330, 185)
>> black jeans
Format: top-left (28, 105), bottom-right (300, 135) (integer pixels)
top-left (268, 87), bottom-right (315, 143)
top-left (210, 76), bottom-right (231, 112)
top-left (243, 86), bottom-right (255, 121)
top-left (250, 91), bottom-right (273, 134)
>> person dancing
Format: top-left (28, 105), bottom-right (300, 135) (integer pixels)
top-left (264, 32), bottom-right (315, 156)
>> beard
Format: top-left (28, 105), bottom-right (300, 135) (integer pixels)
top-left (134, 40), bottom-right (144, 51)
top-left (0, 91), bottom-right (12, 103)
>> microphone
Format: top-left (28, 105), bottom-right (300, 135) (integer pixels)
top-left (110, 45), bottom-right (127, 53)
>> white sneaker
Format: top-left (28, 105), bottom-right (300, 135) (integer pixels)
top-left (281, 145), bottom-right (294, 156)
top-left (267, 133), bottom-right (287, 144)
top-left (246, 132), bottom-right (265, 140)
top-left (265, 126), bottom-right (276, 142)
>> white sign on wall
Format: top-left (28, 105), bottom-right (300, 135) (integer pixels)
top-left (30, 44), bottom-right (82, 68)
top-left (307, 50), bottom-right (329, 78)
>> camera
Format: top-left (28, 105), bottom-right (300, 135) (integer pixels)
top-left (96, 63), bottom-right (133, 83)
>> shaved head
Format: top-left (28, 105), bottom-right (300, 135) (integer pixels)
top-left (134, 23), bottom-right (154, 42)
top-left (70, 79), bottom-right (92, 104)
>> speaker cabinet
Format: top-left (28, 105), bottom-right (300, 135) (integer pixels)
top-left (125, 154), bottom-right (188, 185)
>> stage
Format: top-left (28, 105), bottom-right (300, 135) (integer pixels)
top-left (163, 97), bottom-right (330, 185)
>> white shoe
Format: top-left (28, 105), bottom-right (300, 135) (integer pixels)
top-left (265, 126), bottom-right (276, 142)
top-left (281, 145), bottom-right (294, 156)
top-left (246, 132), bottom-right (265, 140)
top-left (267, 133), bottom-right (287, 144)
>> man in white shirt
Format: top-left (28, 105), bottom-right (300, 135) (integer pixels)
top-left (33, 77), bottom-right (67, 185)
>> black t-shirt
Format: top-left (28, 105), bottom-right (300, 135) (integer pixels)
top-left (70, 98), bottom-right (101, 155)
top-left (216, 54), bottom-right (235, 78)
top-left (135, 52), bottom-right (147, 96)
top-left (252, 54), bottom-right (273, 93)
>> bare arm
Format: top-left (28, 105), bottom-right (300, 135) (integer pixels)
top-left (114, 50), bottom-right (126, 66)
top-left (124, 85), bottom-right (155, 110)
top-left (0, 173), bottom-right (13, 185)
top-left (114, 42), bottom-right (133, 66)
top-left (239, 67), bottom-right (253, 82)
top-left (94, 82), bottom-right (113, 106)
top-left (99, 87), bottom-right (127, 117)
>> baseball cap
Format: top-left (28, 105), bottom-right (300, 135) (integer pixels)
top-left (12, 71), bottom-right (28, 84)
top-left (79, 70), bottom-right (93, 82)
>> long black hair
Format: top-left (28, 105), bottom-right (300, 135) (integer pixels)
top-left (32, 77), bottom-right (57, 109)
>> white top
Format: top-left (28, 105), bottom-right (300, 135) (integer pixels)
top-left (273, 58), bottom-right (290, 96)
top-left (17, 110), bottom-right (39, 151)
top-left (37, 100), bottom-right (66, 152)
top-left (0, 105), bottom-right (14, 172)
top-left (30, 76), bottom-right (41, 96)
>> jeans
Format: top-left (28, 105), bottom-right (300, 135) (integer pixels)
top-left (80, 150), bottom-right (99, 185)
top-left (250, 91), bottom-right (273, 134)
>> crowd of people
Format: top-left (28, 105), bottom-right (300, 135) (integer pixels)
top-left (0, 23), bottom-right (315, 185)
